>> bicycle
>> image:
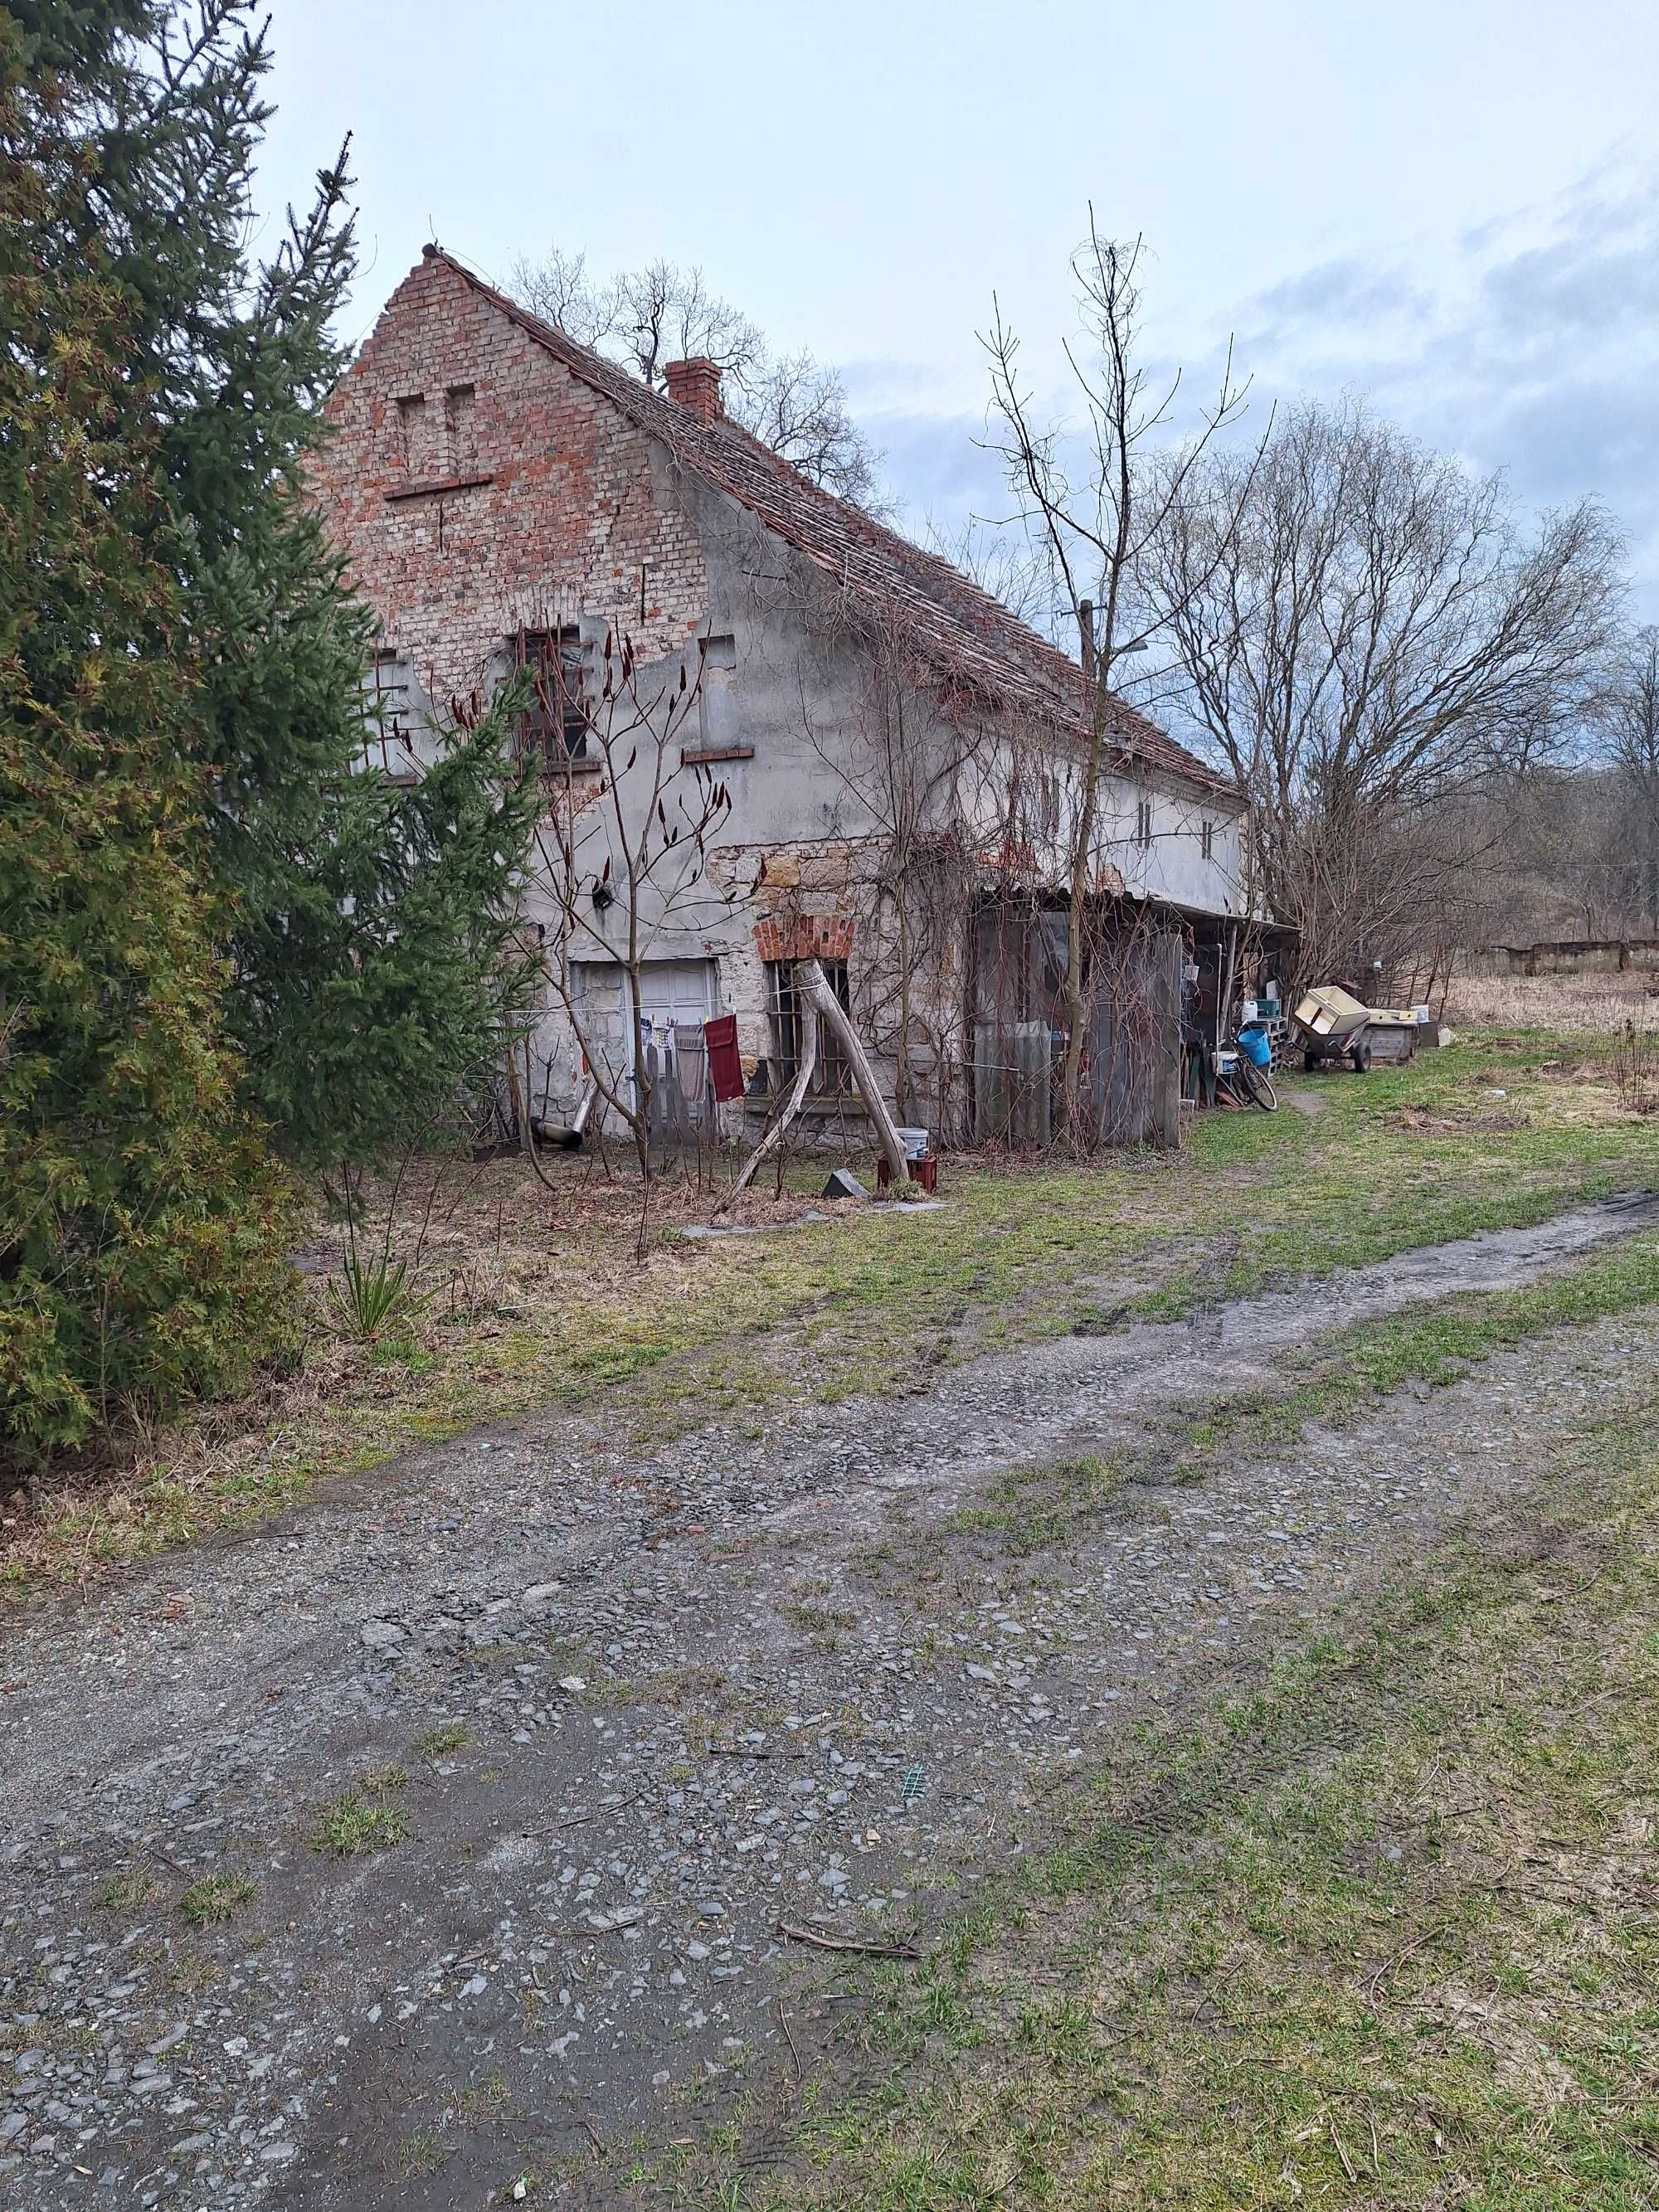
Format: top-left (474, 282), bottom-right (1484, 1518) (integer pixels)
top-left (1215, 1025), bottom-right (1278, 1112)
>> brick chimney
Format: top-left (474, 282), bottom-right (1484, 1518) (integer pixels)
top-left (663, 357), bottom-right (722, 423)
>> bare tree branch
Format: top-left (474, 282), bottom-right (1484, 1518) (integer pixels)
top-left (509, 246), bottom-right (888, 509)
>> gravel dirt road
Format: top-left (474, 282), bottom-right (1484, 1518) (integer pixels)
top-left (4, 1193), bottom-right (1657, 2209)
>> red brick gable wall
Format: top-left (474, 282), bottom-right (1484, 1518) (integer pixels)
top-left (309, 251), bottom-right (709, 704)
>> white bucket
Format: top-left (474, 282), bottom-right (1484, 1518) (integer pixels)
top-left (894, 1125), bottom-right (930, 1161)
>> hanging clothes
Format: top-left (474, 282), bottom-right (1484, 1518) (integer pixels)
top-left (703, 1011), bottom-right (744, 1102)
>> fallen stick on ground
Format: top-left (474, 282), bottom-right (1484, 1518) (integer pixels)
top-left (776, 1918), bottom-right (920, 1961)
top-left (778, 1995), bottom-right (802, 2083)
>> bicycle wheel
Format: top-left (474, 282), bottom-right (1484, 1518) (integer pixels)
top-left (1236, 1054), bottom-right (1278, 1111)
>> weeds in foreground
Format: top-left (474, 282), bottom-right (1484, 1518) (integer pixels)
top-left (455, 2070), bottom-right (509, 2125)
top-left (325, 1246), bottom-right (418, 1342)
top-left (180, 1872), bottom-right (258, 1928)
top-left (95, 1868), bottom-right (163, 1914)
top-left (309, 1766), bottom-right (411, 1857)
top-left (397, 2131), bottom-right (445, 2178)
top-left (412, 1720), bottom-right (470, 1760)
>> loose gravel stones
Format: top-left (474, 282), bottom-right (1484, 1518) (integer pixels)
top-left (2, 1198), bottom-right (1657, 2205)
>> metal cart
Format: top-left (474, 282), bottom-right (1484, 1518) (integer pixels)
top-left (1293, 987), bottom-right (1421, 1073)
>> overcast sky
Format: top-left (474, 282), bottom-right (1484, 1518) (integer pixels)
top-left (256, 0), bottom-right (1659, 615)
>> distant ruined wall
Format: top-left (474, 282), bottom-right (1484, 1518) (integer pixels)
top-left (1477, 938), bottom-right (1659, 978)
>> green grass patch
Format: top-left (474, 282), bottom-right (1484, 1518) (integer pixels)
top-left (95, 1868), bottom-right (163, 1914)
top-left (179, 1872), bottom-right (257, 1928)
top-left (411, 1720), bottom-right (470, 1761)
top-left (309, 1765), bottom-right (411, 1858)
top-left (397, 2131), bottom-right (445, 2178)
top-left (1170, 1230), bottom-right (1659, 1481)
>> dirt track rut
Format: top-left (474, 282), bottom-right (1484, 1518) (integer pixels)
top-left (2, 1193), bottom-right (1657, 2207)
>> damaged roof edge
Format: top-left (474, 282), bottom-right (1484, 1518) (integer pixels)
top-left (411, 247), bottom-right (1238, 804)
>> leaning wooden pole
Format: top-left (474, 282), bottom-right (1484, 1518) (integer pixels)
top-left (716, 999), bottom-right (819, 1213)
top-left (795, 958), bottom-right (912, 1188)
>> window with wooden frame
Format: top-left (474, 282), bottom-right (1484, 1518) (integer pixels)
top-left (766, 960), bottom-right (852, 1095)
top-left (1200, 818), bottom-right (1214, 861)
top-left (511, 626), bottom-right (590, 771)
top-left (1134, 795), bottom-right (1154, 848)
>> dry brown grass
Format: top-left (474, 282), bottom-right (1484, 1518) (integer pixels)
top-left (1, 1150), bottom-right (864, 1591)
top-left (1445, 965), bottom-right (1659, 1033)
top-left (11, 1021), bottom-right (1659, 1594)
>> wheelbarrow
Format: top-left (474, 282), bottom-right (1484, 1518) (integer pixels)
top-left (1293, 985), bottom-right (1379, 1072)
top-left (1293, 986), bottom-right (1422, 1073)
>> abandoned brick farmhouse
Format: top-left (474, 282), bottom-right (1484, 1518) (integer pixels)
top-left (311, 245), bottom-right (1258, 1145)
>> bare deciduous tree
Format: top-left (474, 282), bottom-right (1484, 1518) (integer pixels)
top-left (1499, 763), bottom-right (1632, 941)
top-left (1600, 625), bottom-right (1659, 926)
top-left (923, 515), bottom-right (1065, 642)
top-left (509, 247), bottom-right (886, 510)
top-left (980, 219), bottom-right (1258, 1133)
top-left (790, 589), bottom-right (995, 1131)
top-left (523, 630), bottom-right (733, 1253)
top-left (1146, 395), bottom-right (1624, 985)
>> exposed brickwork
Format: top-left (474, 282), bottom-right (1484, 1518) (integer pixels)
top-left (309, 252), bottom-right (710, 704)
top-left (389, 250), bottom-right (1236, 800)
top-left (663, 358), bottom-right (722, 423)
top-left (752, 915), bottom-right (856, 965)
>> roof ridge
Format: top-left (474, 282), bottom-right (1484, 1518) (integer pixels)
top-left (425, 248), bottom-right (1233, 797)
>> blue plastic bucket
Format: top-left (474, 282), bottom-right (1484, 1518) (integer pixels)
top-left (1238, 1025), bottom-right (1272, 1069)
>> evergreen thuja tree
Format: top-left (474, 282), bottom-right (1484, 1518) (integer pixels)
top-left (0, 6), bottom-right (293, 1462)
top-left (75, 0), bottom-right (543, 1166)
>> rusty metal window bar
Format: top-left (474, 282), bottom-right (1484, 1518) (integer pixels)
top-left (512, 626), bottom-right (589, 771)
top-left (360, 648), bottom-right (420, 780)
top-left (766, 960), bottom-right (852, 1095)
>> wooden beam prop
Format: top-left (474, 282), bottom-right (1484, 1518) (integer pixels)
top-left (716, 994), bottom-right (819, 1213)
top-left (795, 959), bottom-right (912, 1189)
top-left (716, 958), bottom-right (913, 1213)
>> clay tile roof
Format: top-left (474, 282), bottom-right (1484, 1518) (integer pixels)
top-left (432, 250), bottom-right (1235, 800)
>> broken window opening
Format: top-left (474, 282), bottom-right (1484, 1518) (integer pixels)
top-left (512, 626), bottom-right (590, 772)
top-left (766, 958), bottom-right (853, 1096)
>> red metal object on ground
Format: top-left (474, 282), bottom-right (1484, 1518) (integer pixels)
top-left (703, 1012), bottom-right (744, 1101)
top-left (877, 1154), bottom-right (938, 1193)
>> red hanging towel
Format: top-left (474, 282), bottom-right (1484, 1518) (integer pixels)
top-left (703, 1011), bottom-right (744, 1102)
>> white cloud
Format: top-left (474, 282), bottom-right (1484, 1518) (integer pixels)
top-left (863, 161), bottom-right (1659, 618)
